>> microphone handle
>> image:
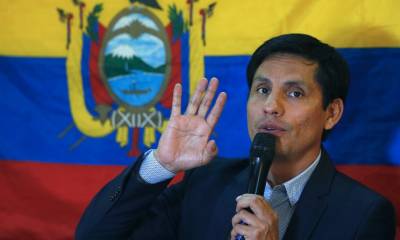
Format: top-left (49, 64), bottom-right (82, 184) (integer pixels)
top-left (235, 156), bottom-right (272, 240)
top-left (248, 156), bottom-right (271, 195)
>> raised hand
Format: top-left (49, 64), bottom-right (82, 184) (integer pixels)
top-left (155, 78), bottom-right (227, 173)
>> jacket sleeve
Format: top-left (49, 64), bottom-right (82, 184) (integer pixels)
top-left (355, 196), bottom-right (396, 240)
top-left (75, 155), bottom-right (187, 240)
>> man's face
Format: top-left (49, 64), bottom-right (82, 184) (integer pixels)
top-left (247, 54), bottom-right (338, 161)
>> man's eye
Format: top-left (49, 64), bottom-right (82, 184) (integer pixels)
top-left (288, 91), bottom-right (304, 98)
top-left (257, 88), bottom-right (270, 94)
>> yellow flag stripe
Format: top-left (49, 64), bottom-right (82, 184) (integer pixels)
top-left (1, 1), bottom-right (399, 57)
top-left (206, 0), bottom-right (400, 55)
top-left (189, 21), bottom-right (205, 95)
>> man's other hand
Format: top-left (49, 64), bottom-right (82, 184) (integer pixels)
top-left (231, 194), bottom-right (279, 240)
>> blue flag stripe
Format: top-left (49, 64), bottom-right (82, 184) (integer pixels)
top-left (1, 48), bottom-right (400, 165)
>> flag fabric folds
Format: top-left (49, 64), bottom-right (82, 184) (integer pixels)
top-left (0, 0), bottom-right (399, 239)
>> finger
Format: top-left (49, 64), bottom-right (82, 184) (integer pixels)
top-left (236, 194), bottom-right (265, 213)
top-left (230, 229), bottom-right (244, 240)
top-left (235, 194), bottom-right (256, 212)
top-left (236, 194), bottom-right (275, 220)
top-left (198, 77), bottom-right (218, 117)
top-left (232, 209), bottom-right (247, 225)
top-left (202, 139), bottom-right (218, 164)
top-left (232, 223), bottom-right (253, 239)
top-left (171, 83), bottom-right (182, 118)
top-left (232, 209), bottom-right (261, 227)
top-left (230, 229), bottom-right (237, 240)
top-left (206, 91), bottom-right (227, 127)
top-left (185, 78), bottom-right (208, 115)
top-left (230, 229), bottom-right (241, 240)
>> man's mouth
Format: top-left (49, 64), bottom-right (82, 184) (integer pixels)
top-left (257, 123), bottom-right (287, 136)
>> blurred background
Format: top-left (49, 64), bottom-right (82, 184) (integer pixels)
top-left (0, 0), bottom-right (399, 239)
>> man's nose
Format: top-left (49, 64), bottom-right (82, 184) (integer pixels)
top-left (263, 92), bottom-right (284, 116)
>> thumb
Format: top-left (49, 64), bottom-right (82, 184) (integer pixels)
top-left (203, 139), bottom-right (218, 164)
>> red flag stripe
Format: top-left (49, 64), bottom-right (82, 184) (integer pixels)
top-left (0, 160), bottom-right (398, 239)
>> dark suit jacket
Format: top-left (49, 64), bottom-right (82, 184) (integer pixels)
top-left (76, 149), bottom-right (396, 239)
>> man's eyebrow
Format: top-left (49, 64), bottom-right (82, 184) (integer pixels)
top-left (253, 77), bottom-right (308, 88)
top-left (253, 76), bottom-right (271, 84)
top-left (283, 80), bottom-right (308, 88)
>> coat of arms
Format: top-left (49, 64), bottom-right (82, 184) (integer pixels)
top-left (57, 0), bottom-right (216, 158)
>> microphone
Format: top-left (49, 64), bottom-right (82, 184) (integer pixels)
top-left (235, 132), bottom-right (276, 240)
top-left (247, 132), bottom-right (276, 195)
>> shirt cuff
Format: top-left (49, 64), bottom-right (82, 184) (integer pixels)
top-left (139, 149), bottom-right (176, 184)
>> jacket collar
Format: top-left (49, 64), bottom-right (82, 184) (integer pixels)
top-left (283, 149), bottom-right (336, 240)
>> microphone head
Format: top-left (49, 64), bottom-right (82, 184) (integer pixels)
top-left (247, 133), bottom-right (276, 195)
top-left (250, 132), bottom-right (276, 158)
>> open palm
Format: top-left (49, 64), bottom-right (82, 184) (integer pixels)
top-left (155, 78), bottom-right (227, 172)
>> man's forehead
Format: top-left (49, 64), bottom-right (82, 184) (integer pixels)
top-left (262, 53), bottom-right (317, 67)
top-left (252, 54), bottom-right (319, 88)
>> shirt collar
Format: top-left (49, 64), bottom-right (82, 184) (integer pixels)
top-left (264, 150), bottom-right (321, 207)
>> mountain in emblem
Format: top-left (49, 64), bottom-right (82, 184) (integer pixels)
top-left (111, 44), bottom-right (136, 59)
top-left (104, 44), bottom-right (165, 78)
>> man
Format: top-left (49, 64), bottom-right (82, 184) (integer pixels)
top-left (76, 34), bottom-right (396, 240)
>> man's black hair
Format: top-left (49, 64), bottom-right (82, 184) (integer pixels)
top-left (246, 33), bottom-right (350, 109)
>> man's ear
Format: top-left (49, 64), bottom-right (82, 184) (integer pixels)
top-left (324, 98), bottom-right (344, 130)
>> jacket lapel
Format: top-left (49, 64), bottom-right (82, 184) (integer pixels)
top-left (207, 164), bottom-right (249, 239)
top-left (283, 150), bottom-right (336, 240)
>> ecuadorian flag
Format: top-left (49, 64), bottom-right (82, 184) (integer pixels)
top-left (1, 0), bottom-right (399, 239)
